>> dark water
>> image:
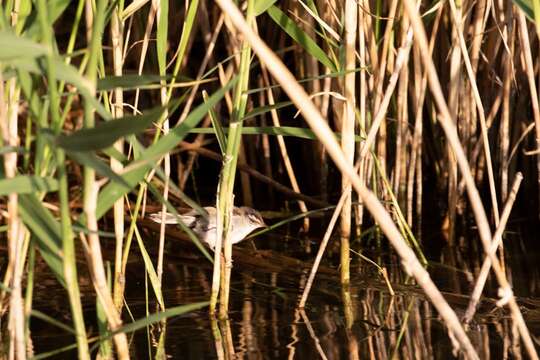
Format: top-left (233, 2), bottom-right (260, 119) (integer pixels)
top-left (28, 224), bottom-right (540, 359)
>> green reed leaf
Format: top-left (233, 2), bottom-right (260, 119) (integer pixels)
top-left (56, 105), bottom-right (168, 152)
top-left (0, 31), bottom-right (48, 60)
top-left (0, 175), bottom-right (58, 195)
top-left (254, 0), bottom-right (278, 16)
top-left (18, 195), bottom-right (65, 288)
top-left (267, 5), bottom-right (336, 71)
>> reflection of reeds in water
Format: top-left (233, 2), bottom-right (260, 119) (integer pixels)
top-left (3, 0), bottom-right (540, 358)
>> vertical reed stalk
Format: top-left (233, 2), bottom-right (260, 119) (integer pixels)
top-left (156, 0), bottom-right (170, 289)
top-left (111, 0), bottom-right (126, 311)
top-left (355, 3), bottom-right (367, 235)
top-left (447, 0), bottom-right (462, 244)
top-left (83, 0), bottom-right (130, 357)
top-left (215, 0), bottom-right (254, 318)
top-left (1, 75), bottom-right (26, 360)
top-left (340, 0), bottom-right (357, 289)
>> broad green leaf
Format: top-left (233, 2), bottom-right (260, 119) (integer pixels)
top-left (203, 91), bottom-right (227, 155)
top-left (0, 175), bottom-right (58, 195)
top-left (97, 74), bottom-right (169, 91)
top-left (267, 5), bottom-right (336, 71)
top-left (56, 105), bottom-right (168, 151)
top-left (0, 31), bottom-right (48, 60)
top-left (96, 74), bottom-right (203, 91)
top-left (95, 76), bottom-right (239, 220)
top-left (23, 0), bottom-right (71, 39)
top-left (134, 227), bottom-right (165, 310)
top-left (156, 0), bottom-right (168, 74)
top-left (254, 0), bottom-right (278, 16)
top-left (18, 195), bottom-right (65, 288)
top-left (66, 151), bottom-right (130, 190)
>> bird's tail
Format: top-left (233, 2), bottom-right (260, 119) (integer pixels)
top-left (148, 212), bottom-right (180, 224)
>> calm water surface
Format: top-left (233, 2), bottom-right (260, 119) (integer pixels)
top-left (29, 226), bottom-right (540, 359)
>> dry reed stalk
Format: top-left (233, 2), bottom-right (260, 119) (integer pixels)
top-left (340, 0), bottom-right (357, 288)
top-left (402, 0), bottom-right (537, 357)
top-left (393, 12), bottom-right (409, 202)
top-left (214, 0), bottom-right (478, 356)
top-left (83, 0), bottom-right (129, 355)
top-left (83, 187), bottom-right (130, 359)
top-left (355, 2), bottom-right (367, 235)
top-left (447, 0), bottom-right (462, 245)
top-left (110, 3), bottom-right (126, 310)
top-left (156, 0), bottom-right (171, 289)
top-left (463, 173), bottom-right (523, 324)
top-left (500, 16), bottom-right (515, 202)
top-left (359, 0), bottom-right (378, 77)
top-left (260, 67), bottom-right (310, 229)
top-left (500, 12), bottom-right (514, 272)
top-left (1, 75), bottom-right (26, 360)
top-left (257, 78), bottom-right (275, 201)
top-left (373, 0), bottom-right (399, 177)
top-left (467, 0), bottom-right (488, 163)
top-left (298, 185), bottom-right (350, 308)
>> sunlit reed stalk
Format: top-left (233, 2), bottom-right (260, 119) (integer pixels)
top-left (214, 0), bottom-right (254, 318)
top-left (82, 0), bottom-right (130, 357)
top-left (156, 0), bottom-right (171, 292)
top-left (340, 0), bottom-right (357, 290)
top-left (355, 0), bottom-right (367, 236)
top-left (213, 0), bottom-right (478, 356)
top-left (1, 74), bottom-right (26, 360)
top-left (110, 0), bottom-right (126, 311)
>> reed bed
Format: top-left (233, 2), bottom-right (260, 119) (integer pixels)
top-left (1, 0), bottom-right (540, 358)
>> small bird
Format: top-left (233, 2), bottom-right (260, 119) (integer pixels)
top-left (149, 206), bottom-right (266, 250)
